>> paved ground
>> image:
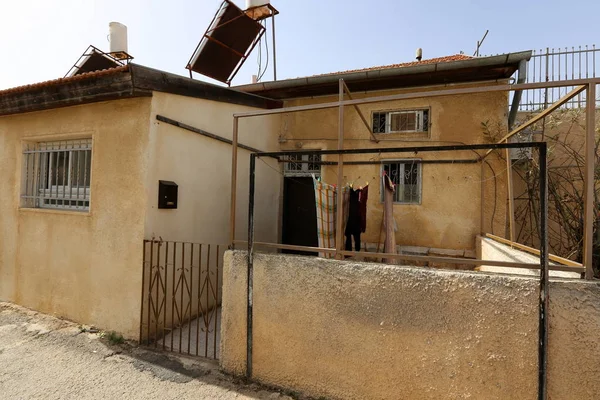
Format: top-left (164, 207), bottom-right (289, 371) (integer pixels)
top-left (0, 302), bottom-right (296, 400)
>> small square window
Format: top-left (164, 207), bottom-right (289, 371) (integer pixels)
top-left (21, 139), bottom-right (92, 211)
top-left (373, 109), bottom-right (429, 134)
top-left (381, 160), bottom-right (421, 204)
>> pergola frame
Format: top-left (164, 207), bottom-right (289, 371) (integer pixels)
top-left (229, 77), bottom-right (597, 399)
top-left (229, 77), bottom-right (598, 278)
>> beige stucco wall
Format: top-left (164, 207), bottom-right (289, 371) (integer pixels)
top-left (222, 251), bottom-right (600, 400)
top-left (280, 83), bottom-right (508, 251)
top-left (144, 91), bottom-right (282, 245)
top-left (0, 98), bottom-right (152, 339)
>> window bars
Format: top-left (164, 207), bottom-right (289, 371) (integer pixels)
top-left (382, 160), bottom-right (421, 204)
top-left (21, 139), bottom-right (92, 211)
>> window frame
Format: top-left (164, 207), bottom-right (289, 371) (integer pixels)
top-left (283, 153), bottom-right (321, 177)
top-left (372, 107), bottom-right (430, 135)
top-left (380, 159), bottom-right (422, 205)
top-left (21, 138), bottom-right (93, 212)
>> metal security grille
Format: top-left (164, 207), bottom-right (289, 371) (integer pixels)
top-left (382, 160), bottom-right (421, 204)
top-left (283, 154), bottom-right (321, 176)
top-left (21, 139), bottom-right (92, 211)
top-left (140, 240), bottom-right (222, 359)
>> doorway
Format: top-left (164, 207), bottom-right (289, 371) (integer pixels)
top-left (282, 177), bottom-right (318, 255)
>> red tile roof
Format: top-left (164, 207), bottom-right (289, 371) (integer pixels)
top-left (313, 54), bottom-right (473, 77)
top-left (0, 66), bottom-right (129, 96)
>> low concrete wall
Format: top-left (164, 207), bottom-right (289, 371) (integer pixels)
top-left (476, 235), bottom-right (581, 278)
top-left (221, 251), bottom-right (600, 400)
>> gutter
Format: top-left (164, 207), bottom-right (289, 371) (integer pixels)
top-left (508, 59), bottom-right (528, 129)
top-left (236, 51), bottom-right (533, 95)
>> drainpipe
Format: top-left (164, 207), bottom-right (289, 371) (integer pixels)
top-left (508, 59), bottom-right (528, 130)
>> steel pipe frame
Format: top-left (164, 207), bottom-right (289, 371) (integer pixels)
top-left (230, 80), bottom-right (596, 280)
top-left (232, 77), bottom-right (600, 119)
top-left (245, 141), bottom-right (550, 396)
top-left (232, 76), bottom-right (593, 394)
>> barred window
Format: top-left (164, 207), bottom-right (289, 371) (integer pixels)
top-left (373, 109), bottom-right (429, 134)
top-left (382, 160), bottom-right (421, 204)
top-left (21, 139), bottom-right (92, 211)
top-left (283, 154), bottom-right (321, 176)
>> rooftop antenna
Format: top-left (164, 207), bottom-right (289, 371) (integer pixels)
top-left (473, 29), bottom-right (489, 57)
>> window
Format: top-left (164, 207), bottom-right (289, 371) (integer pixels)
top-left (21, 139), bottom-right (92, 211)
top-left (382, 160), bottom-right (421, 204)
top-left (284, 153), bottom-right (321, 176)
top-left (373, 109), bottom-right (429, 134)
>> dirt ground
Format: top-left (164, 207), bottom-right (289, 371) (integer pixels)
top-left (0, 302), bottom-right (296, 400)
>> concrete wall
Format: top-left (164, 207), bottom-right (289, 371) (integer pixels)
top-left (144, 92), bottom-right (282, 245)
top-left (222, 251), bottom-right (600, 400)
top-left (0, 98), bottom-right (152, 339)
top-left (280, 83), bottom-right (508, 251)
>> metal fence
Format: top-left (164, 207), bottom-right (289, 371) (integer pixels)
top-left (140, 240), bottom-right (223, 359)
top-left (518, 46), bottom-right (599, 111)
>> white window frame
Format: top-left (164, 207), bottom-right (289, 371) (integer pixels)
top-left (21, 139), bottom-right (92, 211)
top-left (380, 159), bottom-right (422, 205)
top-left (373, 108), bottom-right (430, 134)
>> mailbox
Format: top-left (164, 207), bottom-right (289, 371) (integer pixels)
top-left (158, 180), bottom-right (178, 209)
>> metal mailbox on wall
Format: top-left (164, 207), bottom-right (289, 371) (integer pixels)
top-left (158, 180), bottom-right (178, 209)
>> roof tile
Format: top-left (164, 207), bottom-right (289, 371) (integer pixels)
top-left (312, 54), bottom-right (473, 77)
top-left (0, 66), bottom-right (129, 96)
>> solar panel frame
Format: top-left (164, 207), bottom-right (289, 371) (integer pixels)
top-left (186, 0), bottom-right (265, 85)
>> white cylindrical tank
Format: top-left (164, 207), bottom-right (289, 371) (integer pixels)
top-left (109, 22), bottom-right (128, 54)
top-left (246, 0), bottom-right (270, 9)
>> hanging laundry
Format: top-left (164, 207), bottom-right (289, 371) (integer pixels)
top-left (359, 184), bottom-right (369, 233)
top-left (345, 188), bottom-right (361, 251)
top-left (312, 175), bottom-right (349, 258)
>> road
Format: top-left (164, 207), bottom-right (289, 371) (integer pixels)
top-left (0, 302), bottom-right (293, 400)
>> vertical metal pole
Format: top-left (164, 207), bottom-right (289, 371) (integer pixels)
top-left (271, 14), bottom-right (277, 81)
top-left (163, 241), bottom-right (169, 350)
top-left (246, 153), bottom-right (256, 379)
top-left (506, 145), bottom-right (516, 241)
top-left (480, 161), bottom-right (485, 234)
top-left (335, 79), bottom-right (345, 258)
top-left (230, 117), bottom-right (239, 248)
top-left (584, 83), bottom-right (596, 279)
top-left (538, 142), bottom-right (549, 400)
top-left (139, 241), bottom-right (147, 343)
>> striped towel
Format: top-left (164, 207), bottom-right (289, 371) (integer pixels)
top-left (312, 175), bottom-right (349, 258)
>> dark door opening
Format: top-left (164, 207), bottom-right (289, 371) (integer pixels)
top-left (282, 177), bottom-right (318, 256)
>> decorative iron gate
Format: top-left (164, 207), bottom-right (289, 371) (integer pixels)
top-left (140, 240), bottom-right (223, 359)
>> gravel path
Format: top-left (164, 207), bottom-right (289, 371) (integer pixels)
top-left (0, 302), bottom-right (294, 400)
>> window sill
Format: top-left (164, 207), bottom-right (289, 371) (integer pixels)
top-left (19, 207), bottom-right (92, 217)
top-left (374, 132), bottom-right (430, 141)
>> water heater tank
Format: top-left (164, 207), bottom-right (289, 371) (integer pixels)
top-left (109, 22), bottom-right (128, 55)
top-left (246, 0), bottom-right (270, 9)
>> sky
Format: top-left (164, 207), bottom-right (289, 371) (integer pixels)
top-left (1, 0), bottom-right (599, 90)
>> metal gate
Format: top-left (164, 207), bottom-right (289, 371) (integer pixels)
top-left (140, 239), bottom-right (222, 359)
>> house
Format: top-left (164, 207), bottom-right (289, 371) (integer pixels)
top-left (0, 50), bottom-right (540, 338)
top-left (0, 64), bottom-right (283, 338)
top-left (235, 52), bottom-right (532, 260)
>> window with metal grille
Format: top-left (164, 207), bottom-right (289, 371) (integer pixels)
top-left (283, 154), bottom-right (321, 176)
top-left (373, 109), bottom-right (429, 134)
top-left (21, 139), bottom-right (92, 211)
top-left (381, 160), bottom-right (421, 204)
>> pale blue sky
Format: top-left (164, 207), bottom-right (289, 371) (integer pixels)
top-left (1, 0), bottom-right (598, 90)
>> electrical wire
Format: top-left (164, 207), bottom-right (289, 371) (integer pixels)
top-left (258, 20), bottom-right (269, 81)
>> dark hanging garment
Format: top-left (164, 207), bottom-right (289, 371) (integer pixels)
top-left (345, 188), bottom-right (361, 251)
top-left (359, 184), bottom-right (369, 233)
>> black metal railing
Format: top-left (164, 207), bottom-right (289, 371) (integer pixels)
top-left (140, 240), bottom-right (223, 359)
